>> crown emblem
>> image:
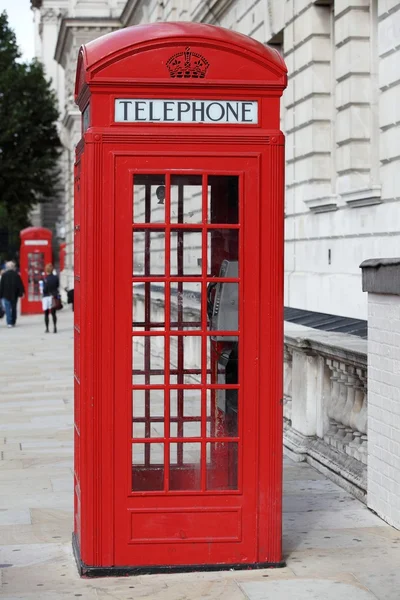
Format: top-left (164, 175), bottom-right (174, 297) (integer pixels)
top-left (166, 47), bottom-right (209, 79)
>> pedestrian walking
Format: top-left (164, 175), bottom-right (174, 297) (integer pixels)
top-left (42, 263), bottom-right (60, 333)
top-left (0, 261), bottom-right (25, 328)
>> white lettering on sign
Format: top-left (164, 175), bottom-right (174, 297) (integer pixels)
top-left (115, 99), bottom-right (258, 124)
top-left (24, 240), bottom-right (48, 246)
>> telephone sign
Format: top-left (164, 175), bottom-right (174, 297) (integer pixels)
top-left (73, 22), bottom-right (287, 576)
top-left (115, 99), bottom-right (258, 123)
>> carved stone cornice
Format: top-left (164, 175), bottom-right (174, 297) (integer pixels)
top-left (40, 7), bottom-right (59, 23)
top-left (54, 16), bottom-right (121, 66)
top-left (192, 0), bottom-right (236, 23)
top-left (120, 0), bottom-right (141, 27)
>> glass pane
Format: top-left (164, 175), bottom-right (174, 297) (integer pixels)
top-left (207, 388), bottom-right (238, 437)
top-left (206, 442), bottom-right (238, 490)
top-left (133, 174), bottom-right (165, 223)
top-left (132, 388), bottom-right (164, 438)
top-left (132, 443), bottom-right (164, 491)
top-left (28, 252), bottom-right (45, 301)
top-left (207, 337), bottom-right (239, 384)
top-left (170, 421), bottom-right (202, 438)
top-left (208, 175), bottom-right (239, 224)
top-left (133, 230), bottom-right (165, 276)
top-left (171, 175), bottom-right (203, 223)
top-left (170, 230), bottom-right (202, 276)
top-left (170, 282), bottom-right (202, 330)
top-left (169, 442), bottom-right (201, 491)
top-left (207, 230), bottom-right (239, 278)
top-left (170, 389), bottom-right (202, 438)
top-left (170, 336), bottom-right (202, 384)
top-left (132, 335), bottom-right (165, 384)
top-left (132, 283), bottom-right (165, 330)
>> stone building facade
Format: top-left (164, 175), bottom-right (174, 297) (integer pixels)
top-left (32, 0), bottom-right (400, 317)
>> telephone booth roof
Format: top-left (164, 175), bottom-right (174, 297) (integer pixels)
top-left (20, 227), bottom-right (52, 240)
top-left (75, 22), bottom-right (287, 104)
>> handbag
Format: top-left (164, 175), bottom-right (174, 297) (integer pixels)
top-left (52, 294), bottom-right (63, 311)
top-left (0, 302), bottom-right (4, 319)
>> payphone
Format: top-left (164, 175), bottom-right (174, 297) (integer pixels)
top-left (73, 21), bottom-right (286, 575)
top-left (208, 260), bottom-right (239, 440)
top-left (210, 260), bottom-right (238, 339)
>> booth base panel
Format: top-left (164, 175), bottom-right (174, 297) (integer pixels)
top-left (72, 533), bottom-right (286, 578)
top-left (21, 305), bottom-right (43, 316)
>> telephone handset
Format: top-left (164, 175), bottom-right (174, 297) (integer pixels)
top-left (209, 260), bottom-right (238, 341)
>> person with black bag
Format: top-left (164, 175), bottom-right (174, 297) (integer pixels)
top-left (42, 263), bottom-right (62, 333)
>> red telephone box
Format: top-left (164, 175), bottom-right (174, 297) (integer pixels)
top-left (73, 22), bottom-right (287, 576)
top-left (20, 227), bottom-right (52, 315)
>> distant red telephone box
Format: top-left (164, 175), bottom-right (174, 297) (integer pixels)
top-left (20, 227), bottom-right (52, 315)
top-left (73, 22), bottom-right (287, 576)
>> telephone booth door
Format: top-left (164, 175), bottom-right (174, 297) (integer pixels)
top-left (20, 227), bottom-right (52, 315)
top-left (114, 154), bottom-right (262, 567)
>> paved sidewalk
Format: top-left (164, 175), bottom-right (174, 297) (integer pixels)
top-left (0, 311), bottom-right (399, 599)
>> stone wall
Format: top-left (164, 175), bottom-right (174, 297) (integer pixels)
top-left (361, 258), bottom-right (400, 529)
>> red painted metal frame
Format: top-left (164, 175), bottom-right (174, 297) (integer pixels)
top-left (73, 22), bottom-right (286, 574)
top-left (20, 227), bottom-right (52, 315)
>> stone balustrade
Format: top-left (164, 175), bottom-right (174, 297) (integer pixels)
top-left (284, 322), bottom-right (368, 502)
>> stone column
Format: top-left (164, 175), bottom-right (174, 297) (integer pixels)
top-left (334, 0), bottom-right (381, 207)
top-left (291, 347), bottom-right (319, 437)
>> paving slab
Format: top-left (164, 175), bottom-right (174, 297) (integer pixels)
top-left (239, 579), bottom-right (376, 600)
top-left (0, 311), bottom-right (400, 599)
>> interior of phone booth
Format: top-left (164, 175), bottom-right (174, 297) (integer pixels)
top-left (27, 251), bottom-right (45, 302)
top-left (132, 173), bottom-right (240, 493)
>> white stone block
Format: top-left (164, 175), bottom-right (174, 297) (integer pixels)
top-left (336, 39), bottom-right (371, 80)
top-left (336, 75), bottom-right (371, 108)
top-left (284, 21), bottom-right (294, 53)
top-left (293, 5), bottom-right (330, 47)
top-left (293, 95), bottom-right (331, 125)
top-left (293, 63), bottom-right (331, 102)
top-left (379, 50), bottom-right (400, 89)
top-left (380, 161), bottom-right (400, 200)
top-left (271, 0), bottom-right (285, 35)
top-left (284, 77), bottom-right (295, 108)
top-left (294, 0), bottom-right (313, 14)
top-left (336, 105), bottom-right (371, 143)
top-left (378, 0), bottom-right (400, 16)
top-left (285, 270), bottom-right (367, 318)
top-left (288, 122), bottom-right (331, 158)
top-left (290, 153), bottom-right (331, 182)
top-left (293, 36), bottom-right (331, 74)
top-left (335, 0), bottom-right (369, 15)
top-left (335, 9), bottom-right (370, 46)
top-left (381, 127), bottom-right (400, 163)
top-left (337, 141), bottom-right (371, 172)
top-left (378, 9), bottom-right (400, 57)
top-left (284, 181), bottom-right (333, 214)
top-left (379, 87), bottom-right (400, 129)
